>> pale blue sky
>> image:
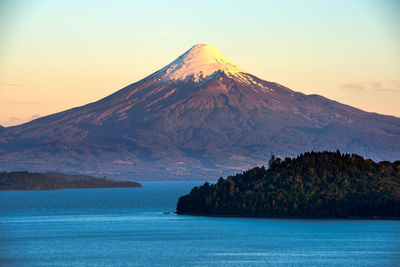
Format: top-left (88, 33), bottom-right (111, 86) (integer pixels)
top-left (0, 0), bottom-right (399, 126)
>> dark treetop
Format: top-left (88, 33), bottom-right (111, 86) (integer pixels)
top-left (177, 151), bottom-right (400, 218)
top-left (0, 171), bottom-right (141, 190)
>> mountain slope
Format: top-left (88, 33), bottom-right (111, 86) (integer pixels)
top-left (0, 44), bottom-right (399, 180)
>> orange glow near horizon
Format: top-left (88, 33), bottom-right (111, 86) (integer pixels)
top-left (1, 0), bottom-right (399, 126)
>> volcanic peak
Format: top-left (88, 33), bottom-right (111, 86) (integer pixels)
top-left (157, 44), bottom-right (249, 82)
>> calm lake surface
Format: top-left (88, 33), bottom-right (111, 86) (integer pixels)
top-left (1, 182), bottom-right (399, 266)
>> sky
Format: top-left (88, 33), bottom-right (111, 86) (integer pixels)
top-left (0, 0), bottom-right (399, 126)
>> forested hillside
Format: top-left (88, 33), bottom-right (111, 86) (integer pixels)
top-left (177, 151), bottom-right (400, 218)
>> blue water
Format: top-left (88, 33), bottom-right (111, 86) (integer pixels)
top-left (1, 182), bottom-right (400, 266)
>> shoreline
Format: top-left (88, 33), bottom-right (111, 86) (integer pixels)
top-left (175, 212), bottom-right (400, 221)
top-left (0, 185), bottom-right (142, 191)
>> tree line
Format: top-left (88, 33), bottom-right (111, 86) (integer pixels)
top-left (177, 151), bottom-right (400, 218)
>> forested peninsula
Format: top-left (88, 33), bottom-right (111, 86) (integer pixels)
top-left (177, 151), bottom-right (400, 218)
top-left (0, 171), bottom-right (141, 190)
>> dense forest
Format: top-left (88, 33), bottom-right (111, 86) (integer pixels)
top-left (0, 171), bottom-right (141, 190)
top-left (177, 151), bottom-right (400, 218)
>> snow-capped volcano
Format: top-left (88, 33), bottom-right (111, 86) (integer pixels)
top-left (156, 44), bottom-right (248, 82)
top-left (0, 44), bottom-right (399, 180)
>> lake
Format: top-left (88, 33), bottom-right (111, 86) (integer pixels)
top-left (1, 182), bottom-right (399, 266)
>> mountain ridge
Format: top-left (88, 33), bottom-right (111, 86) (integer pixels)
top-left (0, 44), bottom-right (399, 180)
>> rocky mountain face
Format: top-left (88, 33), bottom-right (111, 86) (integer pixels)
top-left (1, 44), bottom-right (399, 180)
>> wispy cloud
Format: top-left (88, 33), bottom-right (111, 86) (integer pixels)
top-left (27, 114), bottom-right (41, 121)
top-left (337, 81), bottom-right (366, 91)
top-left (0, 114), bottom-right (42, 127)
top-left (2, 117), bottom-right (22, 125)
top-left (152, 32), bottom-right (188, 37)
top-left (337, 79), bottom-right (400, 93)
top-left (375, 88), bottom-right (400, 93)
top-left (112, 160), bottom-right (134, 165)
top-left (9, 100), bottom-right (42, 105)
top-left (0, 81), bottom-right (24, 87)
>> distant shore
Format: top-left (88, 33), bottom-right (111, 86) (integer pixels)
top-left (0, 171), bottom-right (141, 191)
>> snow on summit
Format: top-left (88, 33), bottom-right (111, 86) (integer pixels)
top-left (158, 44), bottom-right (248, 82)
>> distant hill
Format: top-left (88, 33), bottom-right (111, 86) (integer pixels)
top-left (177, 151), bottom-right (400, 218)
top-left (0, 171), bottom-right (141, 190)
